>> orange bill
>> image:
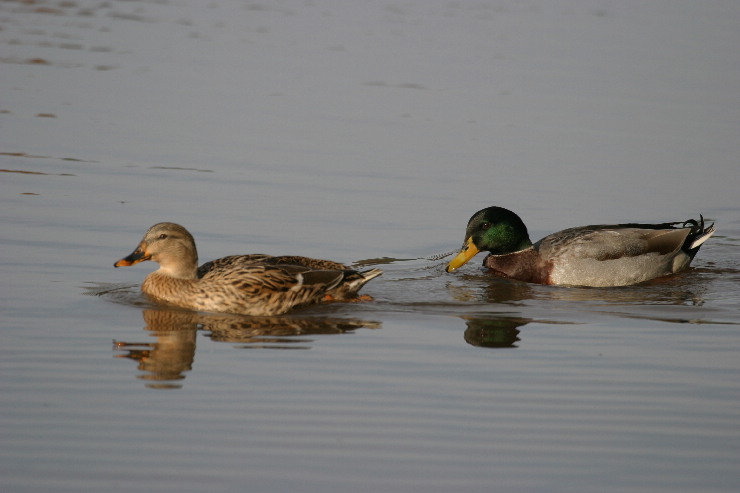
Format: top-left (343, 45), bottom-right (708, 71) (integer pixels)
top-left (114, 243), bottom-right (151, 267)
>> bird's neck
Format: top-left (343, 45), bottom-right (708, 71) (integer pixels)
top-left (157, 262), bottom-right (198, 279)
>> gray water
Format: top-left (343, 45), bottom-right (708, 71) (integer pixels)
top-left (1, 1), bottom-right (739, 492)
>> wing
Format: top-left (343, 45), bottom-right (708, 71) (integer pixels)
top-left (198, 255), bottom-right (350, 278)
top-left (538, 226), bottom-right (691, 261)
top-left (197, 255), bottom-right (272, 278)
top-left (199, 263), bottom-right (346, 315)
top-left (261, 255), bottom-right (350, 271)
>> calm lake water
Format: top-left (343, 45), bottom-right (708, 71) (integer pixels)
top-left (1, 1), bottom-right (739, 492)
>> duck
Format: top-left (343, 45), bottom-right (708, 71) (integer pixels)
top-left (114, 222), bottom-right (382, 316)
top-left (445, 206), bottom-right (715, 287)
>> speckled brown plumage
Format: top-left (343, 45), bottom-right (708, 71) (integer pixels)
top-left (114, 223), bottom-right (382, 315)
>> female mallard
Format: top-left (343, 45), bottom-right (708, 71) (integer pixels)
top-left (114, 222), bottom-right (382, 316)
top-left (446, 207), bottom-right (715, 287)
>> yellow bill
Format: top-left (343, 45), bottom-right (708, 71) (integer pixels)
top-left (446, 236), bottom-right (480, 272)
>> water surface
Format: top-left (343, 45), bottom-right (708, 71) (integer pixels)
top-left (1, 1), bottom-right (739, 492)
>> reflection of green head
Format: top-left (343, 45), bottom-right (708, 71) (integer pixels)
top-left (463, 316), bottom-right (526, 348)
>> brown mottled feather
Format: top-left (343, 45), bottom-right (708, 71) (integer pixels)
top-left (115, 223), bottom-right (382, 316)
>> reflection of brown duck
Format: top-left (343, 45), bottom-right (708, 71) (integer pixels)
top-left (114, 308), bottom-right (382, 386)
top-left (114, 222), bottom-right (382, 315)
top-left (202, 315), bottom-right (380, 345)
top-left (114, 310), bottom-right (198, 388)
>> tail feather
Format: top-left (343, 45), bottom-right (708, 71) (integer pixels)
top-left (686, 215), bottom-right (715, 252)
top-left (689, 224), bottom-right (715, 250)
top-left (359, 268), bottom-right (383, 282)
top-left (323, 268), bottom-right (382, 302)
top-left (344, 268), bottom-right (382, 291)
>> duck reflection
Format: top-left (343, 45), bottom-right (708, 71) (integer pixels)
top-left (114, 310), bottom-right (197, 389)
top-left (204, 314), bottom-right (380, 346)
top-left (114, 308), bottom-right (380, 388)
top-left (461, 315), bottom-right (529, 348)
top-left (451, 270), bottom-right (710, 307)
top-left (447, 274), bottom-right (535, 305)
top-left (534, 276), bottom-right (709, 305)
top-left (480, 277), bottom-right (536, 303)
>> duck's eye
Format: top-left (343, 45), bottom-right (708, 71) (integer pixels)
top-left (159, 234), bottom-right (168, 239)
top-left (481, 222), bottom-right (492, 231)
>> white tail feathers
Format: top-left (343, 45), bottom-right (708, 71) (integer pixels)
top-left (360, 268), bottom-right (384, 282)
top-left (689, 224), bottom-right (715, 250)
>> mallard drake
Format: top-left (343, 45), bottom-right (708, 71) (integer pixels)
top-left (114, 222), bottom-right (382, 316)
top-left (446, 207), bottom-right (715, 287)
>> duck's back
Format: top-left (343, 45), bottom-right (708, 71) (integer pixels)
top-left (197, 255), bottom-right (349, 279)
top-left (537, 224), bottom-right (693, 287)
